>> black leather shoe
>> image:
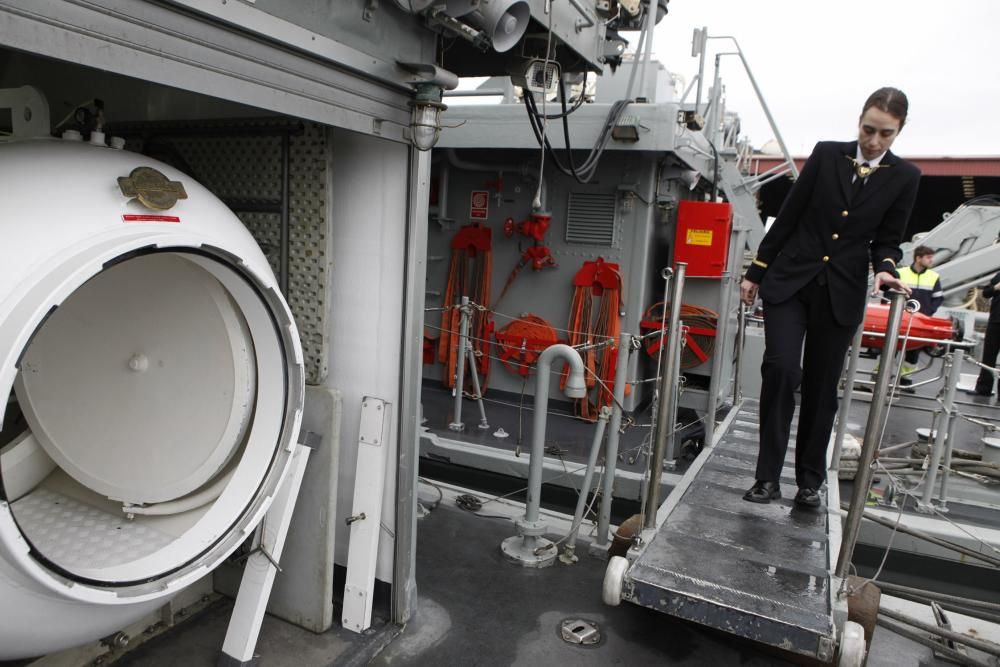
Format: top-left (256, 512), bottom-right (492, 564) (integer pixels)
top-left (743, 480), bottom-right (781, 503)
top-left (794, 487), bottom-right (821, 507)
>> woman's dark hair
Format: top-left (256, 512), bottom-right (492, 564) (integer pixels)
top-left (862, 87), bottom-right (909, 128)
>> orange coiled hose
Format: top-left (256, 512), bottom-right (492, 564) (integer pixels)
top-left (439, 225), bottom-right (493, 391)
top-left (562, 258), bottom-right (623, 420)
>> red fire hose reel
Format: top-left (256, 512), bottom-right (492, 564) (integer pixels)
top-left (495, 314), bottom-right (560, 376)
top-left (639, 302), bottom-right (719, 370)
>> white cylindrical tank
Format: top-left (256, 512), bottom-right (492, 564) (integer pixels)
top-left (0, 139), bottom-right (304, 659)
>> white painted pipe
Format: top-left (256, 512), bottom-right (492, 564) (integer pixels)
top-left (525, 344), bottom-right (586, 526)
top-left (501, 343), bottom-right (586, 567)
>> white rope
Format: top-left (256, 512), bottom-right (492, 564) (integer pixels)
top-left (847, 459), bottom-right (929, 595)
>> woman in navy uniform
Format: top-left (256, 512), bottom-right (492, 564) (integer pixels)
top-left (740, 87), bottom-right (920, 507)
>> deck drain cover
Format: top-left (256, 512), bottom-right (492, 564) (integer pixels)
top-left (559, 618), bottom-right (602, 646)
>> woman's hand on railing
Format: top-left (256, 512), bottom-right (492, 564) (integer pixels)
top-left (740, 278), bottom-right (759, 306)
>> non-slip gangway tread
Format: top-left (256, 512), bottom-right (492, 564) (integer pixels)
top-left (626, 400), bottom-right (839, 660)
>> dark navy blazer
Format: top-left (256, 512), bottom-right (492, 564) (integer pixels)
top-left (744, 140), bottom-right (921, 326)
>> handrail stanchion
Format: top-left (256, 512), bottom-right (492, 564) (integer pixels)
top-left (704, 270), bottom-right (732, 448)
top-left (836, 290), bottom-right (906, 579)
top-left (938, 376), bottom-right (963, 510)
top-left (831, 324), bottom-right (865, 469)
top-left (734, 302), bottom-right (747, 403)
top-left (448, 296), bottom-right (470, 431)
top-left (919, 348), bottom-right (964, 513)
top-left (644, 262), bottom-right (686, 530)
top-left (594, 332), bottom-right (634, 550)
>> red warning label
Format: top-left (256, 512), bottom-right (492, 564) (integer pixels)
top-left (469, 190), bottom-right (489, 220)
top-left (122, 214), bottom-right (181, 223)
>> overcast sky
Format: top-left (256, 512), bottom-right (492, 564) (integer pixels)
top-left (649, 0), bottom-right (1000, 157)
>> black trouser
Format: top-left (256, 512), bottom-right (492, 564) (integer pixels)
top-left (757, 279), bottom-right (856, 490)
top-left (975, 322), bottom-right (1000, 394)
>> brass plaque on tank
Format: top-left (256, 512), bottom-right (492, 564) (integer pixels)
top-left (118, 167), bottom-right (188, 211)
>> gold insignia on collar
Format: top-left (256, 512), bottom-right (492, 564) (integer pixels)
top-left (845, 155), bottom-right (890, 180)
top-left (118, 167), bottom-right (188, 211)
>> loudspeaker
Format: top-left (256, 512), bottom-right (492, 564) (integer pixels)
top-left (468, 0), bottom-right (530, 53)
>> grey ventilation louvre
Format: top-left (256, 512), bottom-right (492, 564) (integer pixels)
top-left (565, 192), bottom-right (617, 246)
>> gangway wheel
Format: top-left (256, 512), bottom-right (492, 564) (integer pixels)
top-left (838, 621), bottom-right (866, 667)
top-left (602, 556), bottom-right (629, 606)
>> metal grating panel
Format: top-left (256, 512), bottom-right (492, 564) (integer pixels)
top-left (565, 192), bottom-right (617, 246)
top-left (126, 119), bottom-right (331, 385)
top-left (285, 122), bottom-right (331, 385)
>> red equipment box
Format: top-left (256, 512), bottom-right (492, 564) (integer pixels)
top-left (862, 304), bottom-right (957, 351)
top-left (673, 201), bottom-right (733, 278)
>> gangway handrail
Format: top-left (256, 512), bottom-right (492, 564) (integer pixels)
top-left (747, 314), bottom-right (977, 351)
top-left (644, 263), bottom-right (686, 530)
top-left (694, 29), bottom-right (799, 190)
top-left (836, 290), bottom-right (907, 579)
top-left (746, 160), bottom-right (793, 181)
top-left (743, 165), bottom-right (794, 191)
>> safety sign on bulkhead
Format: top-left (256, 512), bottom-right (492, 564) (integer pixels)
top-left (470, 190), bottom-right (489, 220)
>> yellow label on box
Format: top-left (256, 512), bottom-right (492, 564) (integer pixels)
top-left (686, 229), bottom-right (713, 246)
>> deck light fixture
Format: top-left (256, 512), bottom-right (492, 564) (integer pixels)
top-left (408, 83), bottom-right (447, 151)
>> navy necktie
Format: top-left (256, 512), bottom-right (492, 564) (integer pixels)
top-left (851, 162), bottom-right (870, 200)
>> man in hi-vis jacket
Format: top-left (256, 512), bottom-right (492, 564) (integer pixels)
top-left (740, 87), bottom-right (920, 508)
top-left (896, 245), bottom-right (943, 377)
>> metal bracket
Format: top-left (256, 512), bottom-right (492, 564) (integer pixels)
top-left (560, 618), bottom-right (602, 645)
top-left (931, 602), bottom-right (968, 660)
top-left (363, 0), bottom-right (378, 22)
top-left (397, 61), bottom-right (459, 90)
top-left (298, 430), bottom-right (322, 449)
top-left (342, 396), bottom-right (393, 633)
top-left (219, 444), bottom-right (312, 666)
top-left (622, 580), bottom-right (635, 601)
top-left (816, 636), bottom-right (835, 663)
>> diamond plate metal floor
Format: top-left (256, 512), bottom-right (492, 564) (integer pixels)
top-left (12, 488), bottom-right (175, 570)
top-left (625, 399), bottom-right (844, 661)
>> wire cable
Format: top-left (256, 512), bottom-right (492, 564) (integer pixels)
top-left (846, 459), bottom-right (928, 596)
top-left (417, 477), bottom-right (444, 510)
top-left (530, 6), bottom-right (556, 210)
top-left (525, 71), bottom-right (589, 120)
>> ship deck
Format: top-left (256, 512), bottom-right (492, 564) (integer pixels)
top-left (106, 496), bottom-right (972, 667)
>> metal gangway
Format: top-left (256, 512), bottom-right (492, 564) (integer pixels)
top-left (601, 293), bottom-right (921, 662)
top-left (617, 399), bottom-right (844, 661)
